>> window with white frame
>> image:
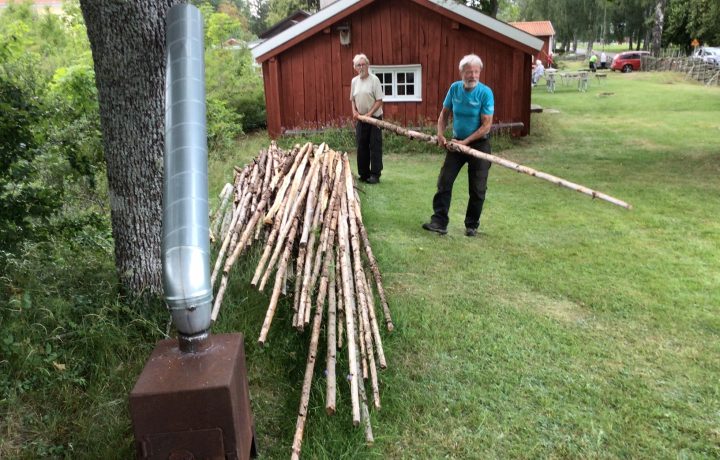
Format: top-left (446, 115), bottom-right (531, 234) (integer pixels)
top-left (370, 65), bottom-right (422, 102)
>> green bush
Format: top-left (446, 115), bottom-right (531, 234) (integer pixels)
top-left (206, 47), bottom-right (266, 133)
top-left (207, 95), bottom-right (244, 152)
top-left (45, 62), bottom-right (104, 184)
top-left (0, 76), bottom-right (64, 251)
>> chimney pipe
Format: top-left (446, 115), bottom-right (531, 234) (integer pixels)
top-left (163, 4), bottom-right (212, 352)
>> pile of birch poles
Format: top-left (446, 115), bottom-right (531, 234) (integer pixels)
top-left (356, 115), bottom-right (632, 210)
top-left (210, 141), bottom-right (393, 459)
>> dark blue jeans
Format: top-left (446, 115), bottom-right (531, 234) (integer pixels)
top-left (355, 116), bottom-right (383, 179)
top-left (431, 138), bottom-right (491, 230)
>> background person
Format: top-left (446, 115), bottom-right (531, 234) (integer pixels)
top-left (589, 52), bottom-right (598, 72)
top-left (600, 51), bottom-right (608, 69)
top-left (350, 53), bottom-right (384, 184)
top-left (532, 59), bottom-right (545, 86)
top-left (423, 54), bottom-right (494, 237)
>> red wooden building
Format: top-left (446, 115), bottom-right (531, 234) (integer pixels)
top-left (510, 20), bottom-right (555, 66)
top-left (252, 0), bottom-right (542, 138)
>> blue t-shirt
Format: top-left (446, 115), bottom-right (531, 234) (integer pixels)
top-left (442, 81), bottom-right (494, 140)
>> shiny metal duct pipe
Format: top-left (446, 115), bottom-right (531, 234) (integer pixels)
top-left (162, 4), bottom-right (212, 350)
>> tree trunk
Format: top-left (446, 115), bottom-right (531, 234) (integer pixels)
top-left (651, 0), bottom-right (666, 56)
top-left (80, 0), bottom-right (180, 295)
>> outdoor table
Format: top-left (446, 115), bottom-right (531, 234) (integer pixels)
top-left (559, 71), bottom-right (589, 92)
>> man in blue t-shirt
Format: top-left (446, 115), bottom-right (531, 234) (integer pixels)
top-left (423, 54), bottom-right (494, 237)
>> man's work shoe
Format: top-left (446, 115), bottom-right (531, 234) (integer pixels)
top-left (366, 175), bottom-right (379, 184)
top-left (465, 227), bottom-right (477, 237)
top-left (422, 221), bottom-right (447, 235)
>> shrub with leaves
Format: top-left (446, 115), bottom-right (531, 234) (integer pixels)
top-left (0, 76), bottom-right (63, 251)
top-left (46, 62), bottom-right (103, 185)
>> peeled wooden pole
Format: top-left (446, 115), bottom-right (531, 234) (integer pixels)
top-left (303, 157), bottom-right (343, 324)
top-left (258, 210), bottom-right (303, 345)
top-left (351, 180), bottom-right (394, 332)
top-left (335, 248), bottom-right (345, 350)
top-left (344, 160), bottom-right (380, 405)
top-left (326, 266), bottom-right (338, 415)
top-left (338, 191), bottom-right (361, 426)
top-left (259, 156), bottom-right (319, 291)
top-left (292, 242), bottom-right (307, 328)
top-left (290, 252), bottom-right (329, 460)
top-left (264, 142), bottom-right (310, 224)
top-left (356, 115), bottom-right (632, 210)
top-left (210, 182), bottom-right (233, 240)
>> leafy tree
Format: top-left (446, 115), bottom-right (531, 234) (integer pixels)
top-left (663, 0), bottom-right (692, 49)
top-left (267, 0), bottom-right (318, 25)
top-left (664, 0), bottom-right (720, 49)
top-left (207, 10), bottom-right (248, 47)
top-left (463, 0), bottom-right (500, 18)
top-left (248, 0), bottom-right (271, 36)
top-left (203, 5), bottom-right (266, 138)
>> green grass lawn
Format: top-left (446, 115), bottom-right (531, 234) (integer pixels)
top-left (208, 71), bottom-right (720, 458)
top-left (2, 71), bottom-right (718, 459)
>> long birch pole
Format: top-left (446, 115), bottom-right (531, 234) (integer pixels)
top-left (356, 115), bottom-right (632, 210)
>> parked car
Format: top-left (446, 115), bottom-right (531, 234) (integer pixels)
top-left (611, 50), bottom-right (651, 73)
top-left (692, 47), bottom-right (720, 68)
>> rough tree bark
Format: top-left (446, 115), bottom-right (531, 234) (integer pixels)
top-left (80, 0), bottom-right (180, 295)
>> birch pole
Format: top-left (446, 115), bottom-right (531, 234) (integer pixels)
top-left (338, 190), bottom-right (361, 426)
top-left (326, 268), bottom-right (338, 416)
top-left (356, 115), bottom-right (632, 209)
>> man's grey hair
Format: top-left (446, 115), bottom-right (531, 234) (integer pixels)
top-left (458, 54), bottom-right (483, 71)
top-left (353, 54), bottom-right (370, 67)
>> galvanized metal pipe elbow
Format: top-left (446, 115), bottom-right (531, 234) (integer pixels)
top-left (162, 4), bottom-right (212, 338)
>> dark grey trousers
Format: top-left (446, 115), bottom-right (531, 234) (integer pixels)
top-left (431, 138), bottom-right (491, 229)
top-left (355, 116), bottom-right (383, 179)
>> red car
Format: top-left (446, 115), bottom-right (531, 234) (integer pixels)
top-left (611, 50), bottom-right (650, 73)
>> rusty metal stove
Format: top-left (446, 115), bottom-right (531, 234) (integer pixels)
top-left (130, 334), bottom-right (256, 459)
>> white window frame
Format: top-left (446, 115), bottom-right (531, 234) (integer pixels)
top-left (370, 64), bottom-right (422, 102)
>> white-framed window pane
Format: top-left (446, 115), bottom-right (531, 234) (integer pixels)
top-left (369, 64), bottom-right (422, 102)
top-left (372, 71), bottom-right (394, 96)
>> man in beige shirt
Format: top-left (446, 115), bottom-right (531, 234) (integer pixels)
top-left (350, 53), bottom-right (384, 184)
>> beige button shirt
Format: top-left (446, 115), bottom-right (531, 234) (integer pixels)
top-left (350, 73), bottom-right (384, 117)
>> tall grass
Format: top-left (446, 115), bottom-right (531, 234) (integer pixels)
top-left (2, 71), bottom-right (718, 459)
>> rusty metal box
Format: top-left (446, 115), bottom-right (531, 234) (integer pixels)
top-left (130, 333), bottom-right (256, 459)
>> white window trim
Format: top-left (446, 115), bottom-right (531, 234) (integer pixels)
top-left (370, 64), bottom-right (422, 102)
